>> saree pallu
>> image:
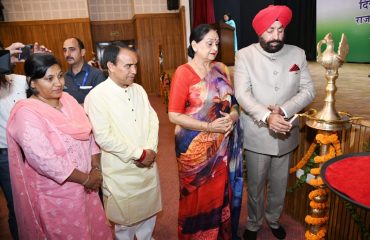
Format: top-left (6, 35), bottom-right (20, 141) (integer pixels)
top-left (176, 63), bottom-right (243, 240)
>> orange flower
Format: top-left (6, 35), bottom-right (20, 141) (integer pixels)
top-left (309, 189), bottom-right (329, 200)
top-left (310, 200), bottom-right (328, 209)
top-left (305, 227), bottom-right (327, 240)
top-left (305, 215), bottom-right (329, 225)
top-left (316, 133), bottom-right (338, 145)
top-left (308, 177), bottom-right (324, 187)
top-left (310, 168), bottom-right (321, 175)
top-left (289, 142), bottom-right (317, 174)
top-left (333, 139), bottom-right (342, 156)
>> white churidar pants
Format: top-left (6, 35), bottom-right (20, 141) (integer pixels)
top-left (114, 216), bottom-right (156, 240)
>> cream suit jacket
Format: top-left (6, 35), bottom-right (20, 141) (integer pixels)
top-left (234, 43), bottom-right (315, 156)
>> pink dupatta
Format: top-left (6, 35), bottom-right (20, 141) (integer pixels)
top-left (8, 92), bottom-right (91, 141)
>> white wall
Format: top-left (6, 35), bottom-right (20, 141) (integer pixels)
top-left (133, 0), bottom-right (176, 15)
top-left (1, 0), bottom-right (180, 22)
top-left (2, 0), bottom-right (89, 21)
top-left (88, 0), bottom-right (133, 21)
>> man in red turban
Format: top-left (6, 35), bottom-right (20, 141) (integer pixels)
top-left (234, 5), bottom-right (315, 240)
top-left (252, 5), bottom-right (292, 36)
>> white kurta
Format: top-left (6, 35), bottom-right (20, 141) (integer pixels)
top-left (84, 78), bottom-right (162, 225)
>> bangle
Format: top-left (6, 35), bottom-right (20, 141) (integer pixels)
top-left (137, 150), bottom-right (146, 163)
top-left (82, 174), bottom-right (90, 186)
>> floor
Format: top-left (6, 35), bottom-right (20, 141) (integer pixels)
top-left (0, 61), bottom-right (368, 240)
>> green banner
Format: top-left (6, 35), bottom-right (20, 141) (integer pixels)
top-left (317, 0), bottom-right (370, 63)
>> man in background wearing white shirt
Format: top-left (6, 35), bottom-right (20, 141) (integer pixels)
top-left (84, 44), bottom-right (162, 240)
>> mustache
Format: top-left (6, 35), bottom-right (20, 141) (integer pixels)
top-left (66, 57), bottom-right (74, 60)
top-left (267, 40), bottom-right (283, 45)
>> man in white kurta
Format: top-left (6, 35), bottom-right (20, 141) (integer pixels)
top-left (84, 44), bottom-right (162, 240)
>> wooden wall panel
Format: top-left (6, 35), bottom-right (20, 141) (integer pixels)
top-left (285, 119), bottom-right (370, 240)
top-left (0, 18), bottom-right (94, 74)
top-left (215, 22), bottom-right (235, 66)
top-left (179, 6), bottom-right (188, 63)
top-left (90, 20), bottom-right (135, 43)
top-left (1, 14), bottom-right (187, 94)
top-left (134, 13), bottom-right (186, 94)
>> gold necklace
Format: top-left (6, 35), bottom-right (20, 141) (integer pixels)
top-left (34, 95), bottom-right (63, 110)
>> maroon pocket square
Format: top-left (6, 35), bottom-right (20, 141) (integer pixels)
top-left (289, 64), bottom-right (300, 72)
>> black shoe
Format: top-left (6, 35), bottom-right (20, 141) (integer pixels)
top-left (243, 229), bottom-right (257, 240)
top-left (270, 226), bottom-right (286, 239)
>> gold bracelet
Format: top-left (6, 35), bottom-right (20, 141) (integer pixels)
top-left (82, 174), bottom-right (90, 186)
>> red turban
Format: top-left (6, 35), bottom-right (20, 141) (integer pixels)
top-left (252, 5), bottom-right (292, 36)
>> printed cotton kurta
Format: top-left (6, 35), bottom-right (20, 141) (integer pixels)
top-left (84, 78), bottom-right (162, 225)
top-left (6, 93), bottom-right (112, 240)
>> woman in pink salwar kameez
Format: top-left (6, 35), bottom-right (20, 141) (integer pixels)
top-left (6, 53), bottom-right (112, 240)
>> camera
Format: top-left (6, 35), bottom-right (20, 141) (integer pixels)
top-left (18, 44), bottom-right (33, 60)
top-left (0, 50), bottom-right (11, 74)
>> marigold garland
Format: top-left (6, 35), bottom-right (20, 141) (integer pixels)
top-left (305, 215), bottom-right (329, 225)
top-left (305, 228), bottom-right (327, 240)
top-left (308, 177), bottom-right (324, 187)
top-left (333, 139), bottom-right (342, 155)
top-left (310, 167), bottom-right (320, 175)
top-left (290, 133), bottom-right (342, 175)
top-left (316, 133), bottom-right (338, 144)
top-left (299, 132), bottom-right (342, 240)
top-left (310, 200), bottom-right (328, 209)
top-left (313, 146), bottom-right (335, 163)
top-left (289, 142), bottom-right (317, 174)
top-left (309, 189), bottom-right (329, 200)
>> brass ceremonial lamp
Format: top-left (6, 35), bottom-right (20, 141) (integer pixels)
top-left (303, 33), bottom-right (350, 240)
top-left (306, 32), bottom-right (350, 131)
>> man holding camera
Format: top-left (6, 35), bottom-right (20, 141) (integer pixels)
top-left (63, 37), bottom-right (105, 104)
